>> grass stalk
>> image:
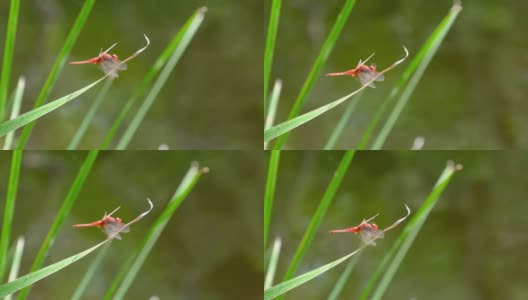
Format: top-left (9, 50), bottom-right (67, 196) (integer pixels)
top-left (70, 242), bottom-right (111, 300)
top-left (264, 150), bottom-right (280, 249)
top-left (371, 2), bottom-right (462, 149)
top-left (278, 151), bottom-right (355, 299)
top-left (264, 79), bottom-right (282, 149)
top-left (264, 238), bottom-right (282, 290)
top-left (5, 237), bottom-right (24, 300)
top-left (272, 0), bottom-right (357, 149)
top-left (104, 162), bottom-right (209, 300)
top-left (67, 79), bottom-right (113, 149)
top-left (3, 77), bottom-right (25, 150)
top-left (0, 0), bottom-right (20, 121)
top-left (115, 8), bottom-right (207, 149)
top-left (16, 150), bottom-right (99, 300)
top-left (15, 0), bottom-right (96, 149)
top-left (264, 0), bottom-right (282, 114)
top-left (323, 92), bottom-right (362, 150)
top-left (359, 161), bottom-right (462, 300)
top-left (0, 150), bottom-right (23, 281)
top-left (356, 1), bottom-right (462, 150)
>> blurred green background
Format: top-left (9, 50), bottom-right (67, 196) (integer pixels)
top-left (0, 0), bottom-right (261, 149)
top-left (0, 151), bottom-right (263, 299)
top-left (269, 151), bottom-right (528, 299)
top-left (269, 0), bottom-right (528, 149)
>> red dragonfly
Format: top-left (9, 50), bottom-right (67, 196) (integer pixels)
top-left (326, 53), bottom-right (384, 88)
top-left (69, 42), bottom-right (127, 78)
top-left (73, 198), bottom-right (153, 240)
top-left (329, 204), bottom-right (411, 246)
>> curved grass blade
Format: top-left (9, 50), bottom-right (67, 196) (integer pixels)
top-left (15, 0), bottom-right (96, 149)
top-left (371, 2), bottom-right (462, 149)
top-left (264, 150), bottom-right (280, 249)
top-left (0, 36), bottom-right (150, 140)
top-left (0, 0), bottom-right (21, 121)
top-left (264, 79), bottom-right (282, 149)
top-left (264, 238), bottom-right (282, 290)
top-left (273, 0), bottom-right (357, 150)
top-left (0, 150), bottom-right (22, 281)
top-left (67, 79), bottom-right (113, 149)
top-left (99, 9), bottom-right (208, 150)
top-left (327, 253), bottom-right (360, 300)
top-left (265, 48), bottom-right (408, 143)
top-left (0, 77), bottom-right (105, 138)
top-left (3, 77), bottom-right (25, 150)
top-left (70, 242), bottom-right (111, 300)
top-left (5, 237), bottom-right (24, 300)
top-left (359, 161), bottom-right (462, 300)
top-left (264, 0), bottom-right (282, 114)
top-left (16, 150), bottom-right (99, 300)
top-left (323, 91), bottom-right (363, 150)
top-left (115, 8), bottom-right (207, 149)
top-left (265, 247), bottom-right (363, 300)
top-left (357, 1), bottom-right (462, 150)
top-left (279, 151), bottom-right (355, 299)
top-left (0, 240), bottom-right (108, 298)
top-left (104, 162), bottom-right (209, 300)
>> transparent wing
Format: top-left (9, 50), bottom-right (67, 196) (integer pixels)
top-left (358, 69), bottom-right (384, 88)
top-left (99, 57), bottom-right (128, 77)
top-left (359, 226), bottom-right (384, 246)
top-left (103, 221), bottom-right (130, 239)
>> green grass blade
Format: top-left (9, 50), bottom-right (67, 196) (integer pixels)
top-left (265, 90), bottom-right (358, 143)
top-left (264, 79), bottom-right (282, 149)
top-left (266, 248), bottom-right (363, 300)
top-left (15, 0), bottom-right (96, 149)
top-left (327, 254), bottom-right (360, 300)
top-left (105, 162), bottom-right (209, 300)
top-left (5, 237), bottom-right (24, 300)
top-left (70, 242), bottom-right (111, 300)
top-left (3, 77), bottom-right (25, 150)
top-left (16, 150), bottom-right (99, 300)
top-left (0, 0), bottom-right (21, 121)
top-left (264, 150), bottom-right (280, 250)
top-left (0, 240), bottom-right (107, 298)
top-left (264, 0), bottom-right (282, 114)
top-left (99, 9), bottom-right (207, 150)
top-left (264, 238), bottom-right (282, 290)
top-left (0, 150), bottom-right (23, 281)
top-left (359, 161), bottom-right (462, 300)
top-left (371, 2), bottom-right (462, 149)
top-left (265, 47), bottom-right (408, 144)
top-left (272, 0), bottom-right (357, 150)
top-left (67, 79), bottom-right (113, 149)
top-left (280, 151), bottom-right (355, 295)
top-left (0, 77), bottom-right (106, 138)
top-left (356, 2), bottom-right (462, 150)
top-left (115, 8), bottom-right (207, 149)
top-left (323, 92), bottom-right (363, 150)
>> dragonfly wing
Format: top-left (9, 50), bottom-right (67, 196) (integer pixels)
top-left (103, 221), bottom-right (130, 238)
top-left (360, 227), bottom-right (384, 245)
top-left (100, 57), bottom-right (128, 77)
top-left (358, 71), bottom-right (376, 88)
top-left (374, 72), bottom-right (384, 82)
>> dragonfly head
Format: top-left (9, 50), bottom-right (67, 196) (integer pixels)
top-left (111, 54), bottom-right (119, 60)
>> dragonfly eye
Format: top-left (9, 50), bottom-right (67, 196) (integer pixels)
top-left (371, 223), bottom-right (378, 229)
top-left (112, 54), bottom-right (118, 59)
top-left (116, 217), bottom-right (122, 222)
